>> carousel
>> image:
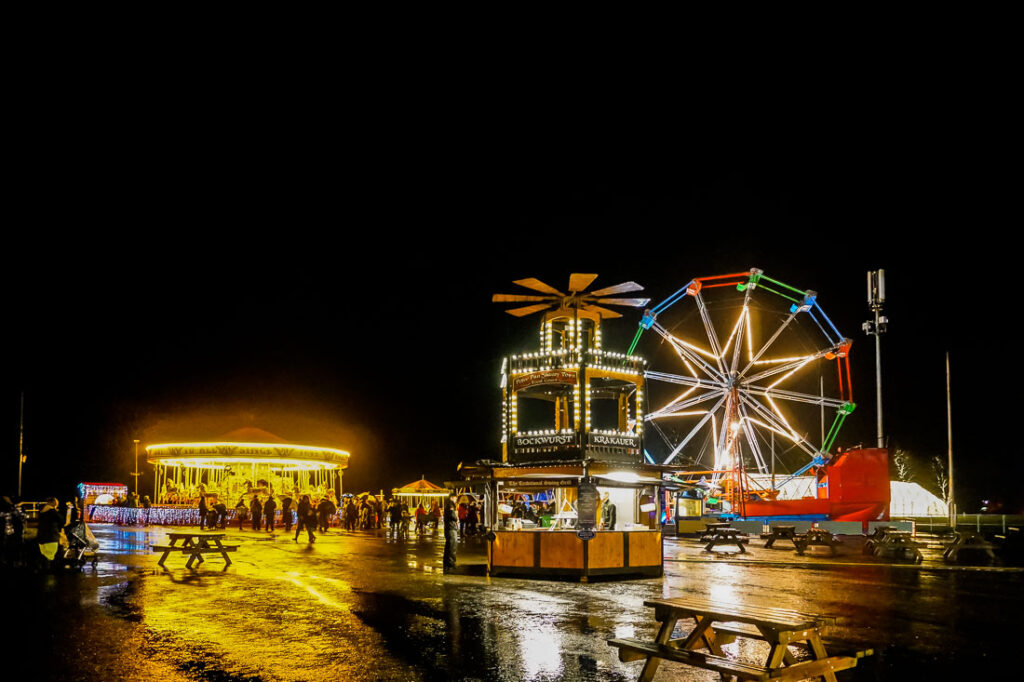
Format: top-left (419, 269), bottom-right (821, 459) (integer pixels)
top-left (146, 428), bottom-right (350, 504)
top-left (90, 428), bottom-right (351, 526)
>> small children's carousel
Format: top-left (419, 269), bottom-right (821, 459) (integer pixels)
top-left (460, 273), bottom-right (673, 580)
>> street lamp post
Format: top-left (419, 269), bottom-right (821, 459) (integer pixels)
top-left (862, 270), bottom-right (888, 449)
top-left (132, 439), bottom-right (141, 495)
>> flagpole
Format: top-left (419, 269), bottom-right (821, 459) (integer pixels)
top-left (18, 392), bottom-right (25, 497)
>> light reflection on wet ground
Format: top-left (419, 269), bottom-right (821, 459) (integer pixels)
top-left (7, 526), bottom-right (1023, 680)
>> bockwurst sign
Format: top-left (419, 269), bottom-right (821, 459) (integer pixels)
top-left (513, 370), bottom-right (577, 392)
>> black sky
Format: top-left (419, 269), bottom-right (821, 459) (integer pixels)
top-left (3, 140), bottom-right (1017, 511)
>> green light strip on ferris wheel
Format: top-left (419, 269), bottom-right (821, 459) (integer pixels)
top-left (758, 284), bottom-right (800, 304)
top-left (760, 275), bottom-right (806, 296)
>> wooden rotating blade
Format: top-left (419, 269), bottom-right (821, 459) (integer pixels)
top-left (492, 294), bottom-right (556, 303)
top-left (505, 303), bottom-right (554, 317)
top-left (590, 281), bottom-right (644, 296)
top-left (590, 297), bottom-right (652, 307)
top-left (582, 304), bottom-right (622, 319)
top-left (513, 277), bottom-right (565, 296)
top-left (568, 273), bottom-right (599, 292)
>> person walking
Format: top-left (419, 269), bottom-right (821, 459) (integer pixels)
top-left (294, 494), bottom-right (315, 543)
top-left (198, 494), bottom-right (208, 531)
top-left (250, 495), bottom-right (263, 532)
top-left (263, 494), bottom-right (277, 532)
top-left (443, 493), bottom-right (459, 572)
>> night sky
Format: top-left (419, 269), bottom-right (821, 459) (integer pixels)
top-left (3, 152), bottom-right (1017, 512)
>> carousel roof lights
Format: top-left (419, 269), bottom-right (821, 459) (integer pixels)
top-left (147, 441), bottom-right (350, 457)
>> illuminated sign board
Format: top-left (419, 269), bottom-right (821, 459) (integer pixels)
top-left (588, 433), bottom-right (640, 449)
top-left (513, 370), bottom-right (577, 392)
top-left (514, 433), bottom-right (576, 448)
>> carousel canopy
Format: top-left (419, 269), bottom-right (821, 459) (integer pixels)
top-left (393, 477), bottom-right (449, 497)
top-left (146, 428), bottom-right (350, 471)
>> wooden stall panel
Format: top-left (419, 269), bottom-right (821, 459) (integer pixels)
top-left (491, 532), bottom-right (536, 567)
top-left (628, 531), bottom-right (662, 567)
top-left (540, 532), bottom-right (584, 569)
top-left (587, 531), bottom-right (624, 569)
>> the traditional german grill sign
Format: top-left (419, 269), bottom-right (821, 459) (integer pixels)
top-left (513, 370), bottom-right (577, 392)
top-left (588, 433), bottom-right (640, 448)
top-left (514, 433), bottom-right (576, 447)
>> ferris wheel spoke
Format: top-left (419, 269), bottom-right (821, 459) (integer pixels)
top-left (663, 395), bottom-right (727, 465)
top-left (647, 389), bottom-right (725, 418)
top-left (738, 312), bottom-right (797, 379)
top-left (739, 394), bottom-right (820, 461)
top-left (728, 288), bottom-right (754, 375)
top-left (659, 327), bottom-right (724, 381)
top-left (743, 385), bottom-right (847, 409)
top-left (650, 322), bottom-right (724, 381)
top-left (738, 404), bottom-right (769, 473)
top-left (694, 292), bottom-right (728, 375)
top-left (646, 371), bottom-right (726, 390)
top-left (743, 346), bottom-right (833, 386)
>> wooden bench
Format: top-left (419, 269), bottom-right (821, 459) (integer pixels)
top-left (609, 596), bottom-right (869, 682)
top-left (762, 525), bottom-right (799, 549)
top-left (703, 528), bottom-right (750, 553)
top-left (864, 530), bottom-right (922, 563)
top-left (943, 530), bottom-right (996, 562)
top-left (794, 528), bottom-right (842, 556)
top-left (152, 532), bottom-right (238, 569)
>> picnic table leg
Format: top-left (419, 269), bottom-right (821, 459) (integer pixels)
top-left (637, 616), bottom-right (678, 682)
top-left (214, 540), bottom-right (232, 567)
top-left (807, 632), bottom-right (839, 682)
top-left (158, 536), bottom-right (180, 567)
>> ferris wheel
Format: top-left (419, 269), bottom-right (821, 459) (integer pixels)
top-left (629, 268), bottom-right (855, 488)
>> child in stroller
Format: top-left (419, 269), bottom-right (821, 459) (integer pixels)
top-left (57, 520), bottom-right (100, 569)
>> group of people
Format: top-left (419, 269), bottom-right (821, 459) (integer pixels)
top-left (1, 494), bottom-right (94, 571)
top-left (105, 492), bottom-right (153, 509)
top-left (196, 492), bottom-right (334, 543)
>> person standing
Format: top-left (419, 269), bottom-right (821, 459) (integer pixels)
top-left (37, 497), bottom-right (64, 570)
top-left (600, 492), bottom-right (617, 530)
top-left (198, 494), bottom-right (209, 531)
top-left (443, 493), bottom-right (459, 572)
top-left (294, 494), bottom-right (315, 543)
top-left (458, 501), bottom-right (469, 539)
top-left (387, 498), bottom-right (402, 539)
top-left (281, 494), bottom-right (294, 532)
top-left (264, 494), bottom-right (277, 532)
top-left (250, 495), bottom-right (263, 532)
top-left (317, 496), bottom-right (335, 534)
top-left (234, 497), bottom-right (248, 531)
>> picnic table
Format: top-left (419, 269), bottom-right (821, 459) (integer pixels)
top-left (942, 529), bottom-right (996, 562)
top-left (151, 532), bottom-right (238, 570)
top-left (762, 525), bottom-right (798, 549)
top-left (702, 525), bottom-right (748, 553)
top-left (794, 528), bottom-right (841, 556)
top-left (609, 596), bottom-right (871, 681)
top-left (864, 529), bottom-right (922, 563)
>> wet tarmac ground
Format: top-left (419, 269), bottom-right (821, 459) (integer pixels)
top-left (8, 525), bottom-right (1023, 681)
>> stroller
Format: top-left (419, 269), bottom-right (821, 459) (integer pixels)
top-left (58, 521), bottom-right (100, 569)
